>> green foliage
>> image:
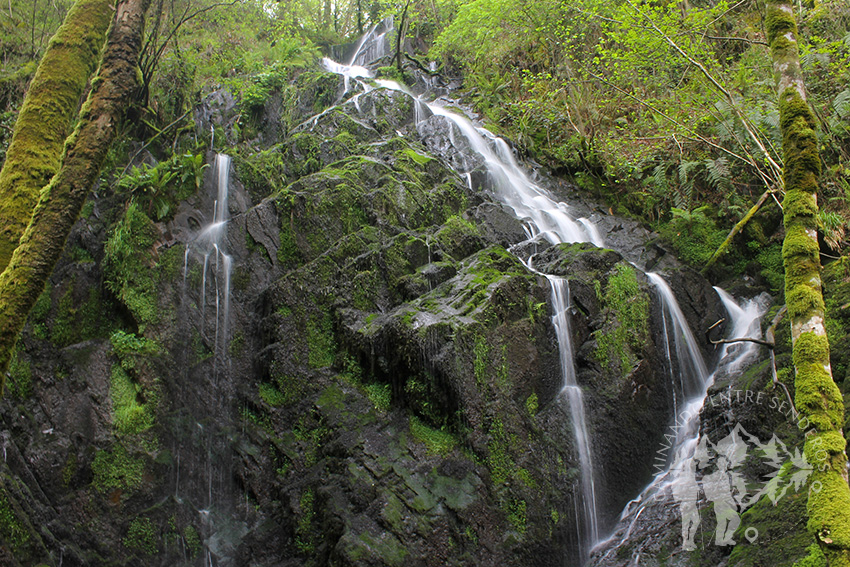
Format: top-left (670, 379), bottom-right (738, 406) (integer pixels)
top-left (103, 203), bottom-right (161, 330)
top-left (183, 525), bottom-right (201, 557)
top-left (124, 517), bottom-right (158, 555)
top-left (0, 486), bottom-right (30, 553)
top-left (657, 207), bottom-right (727, 268)
top-left (409, 416), bottom-right (457, 455)
top-left (110, 330), bottom-right (160, 371)
top-left (117, 153), bottom-right (207, 221)
top-left (507, 498), bottom-right (527, 535)
top-left (365, 382), bottom-right (391, 411)
top-left (91, 445), bottom-right (145, 493)
top-left (594, 263), bottom-right (649, 378)
top-left (295, 488), bottom-right (316, 553)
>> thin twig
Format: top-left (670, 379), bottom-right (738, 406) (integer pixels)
top-left (705, 35), bottom-right (768, 46)
top-left (710, 337), bottom-right (775, 348)
top-left (119, 105), bottom-right (195, 178)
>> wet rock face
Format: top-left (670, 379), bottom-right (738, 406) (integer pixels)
top-left (0, 59), bottom-right (733, 567)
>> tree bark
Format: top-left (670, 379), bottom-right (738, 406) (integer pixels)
top-left (766, 1), bottom-right (850, 564)
top-left (0, 0), bottom-right (114, 272)
top-left (0, 0), bottom-right (151, 385)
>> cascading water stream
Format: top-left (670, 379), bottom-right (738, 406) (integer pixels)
top-left (647, 273), bottom-right (710, 405)
top-left (320, 30), bottom-right (725, 563)
top-left (549, 275), bottom-right (600, 555)
top-left (177, 152), bottom-right (236, 565)
top-left (325, 49), bottom-right (607, 559)
top-left (592, 288), bottom-right (767, 562)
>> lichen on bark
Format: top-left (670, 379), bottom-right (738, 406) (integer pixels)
top-left (767, 0), bottom-right (850, 564)
top-left (0, 0), bottom-right (114, 272)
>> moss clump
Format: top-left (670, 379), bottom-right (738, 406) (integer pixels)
top-left (91, 445), bottom-right (145, 493)
top-left (124, 517), bottom-right (158, 555)
top-left (110, 365), bottom-right (155, 436)
top-left (307, 307), bottom-right (335, 368)
top-left (103, 203), bottom-right (161, 330)
top-left (0, 486), bottom-right (30, 554)
top-left (295, 488), bottom-right (317, 554)
top-left (594, 263), bottom-right (649, 377)
top-left (7, 348), bottom-right (31, 398)
top-left (409, 415), bottom-right (457, 455)
top-left (525, 393), bottom-right (539, 416)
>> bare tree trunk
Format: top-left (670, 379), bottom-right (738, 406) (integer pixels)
top-left (766, 1), bottom-right (850, 564)
top-left (0, 0), bottom-right (113, 272)
top-left (0, 0), bottom-right (151, 385)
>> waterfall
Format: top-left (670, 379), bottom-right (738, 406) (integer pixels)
top-left (549, 275), bottom-right (600, 556)
top-left (322, 42), bottom-right (604, 558)
top-left (591, 289), bottom-right (767, 562)
top-left (320, 28), bottom-right (733, 564)
top-left (178, 153), bottom-right (236, 565)
top-left (195, 153), bottom-right (233, 377)
top-left (647, 273), bottom-right (709, 405)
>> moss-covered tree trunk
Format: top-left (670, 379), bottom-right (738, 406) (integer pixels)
top-left (0, 0), bottom-right (151, 387)
top-left (766, 2), bottom-right (850, 564)
top-left (0, 0), bottom-right (114, 272)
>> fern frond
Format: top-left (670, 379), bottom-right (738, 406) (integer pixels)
top-left (833, 89), bottom-right (850, 119)
top-left (705, 157), bottom-right (732, 192)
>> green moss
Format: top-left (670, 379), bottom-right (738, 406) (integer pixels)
top-left (110, 365), bottom-right (154, 436)
top-left (525, 393), bottom-right (539, 416)
top-left (0, 0), bottom-right (113, 270)
top-left (488, 418), bottom-right (514, 487)
top-left (794, 544), bottom-right (827, 567)
top-left (7, 348), bottom-right (32, 398)
top-left (91, 445), bottom-right (144, 493)
top-left (50, 285), bottom-right (76, 346)
top-left (307, 308), bottom-right (335, 368)
top-left (124, 517), bottom-right (158, 555)
top-left (793, 334), bottom-right (831, 367)
top-left (473, 333), bottom-right (489, 388)
top-left (594, 263), bottom-right (649, 377)
top-left (259, 382), bottom-right (286, 406)
top-left (409, 416), bottom-right (457, 455)
top-left (103, 203), bottom-right (161, 331)
top-left (0, 486), bottom-right (30, 553)
top-left (295, 488), bottom-right (317, 554)
top-left (787, 287), bottom-right (825, 321)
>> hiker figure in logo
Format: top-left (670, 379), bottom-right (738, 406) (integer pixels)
top-left (671, 438), bottom-right (710, 551)
top-left (703, 434), bottom-right (748, 546)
